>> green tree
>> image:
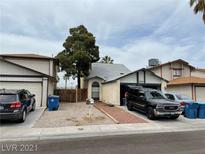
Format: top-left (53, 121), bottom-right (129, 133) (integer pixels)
top-left (100, 56), bottom-right (114, 64)
top-left (56, 25), bottom-right (100, 88)
top-left (190, 0), bottom-right (205, 24)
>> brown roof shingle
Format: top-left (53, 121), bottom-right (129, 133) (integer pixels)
top-left (168, 76), bottom-right (205, 86)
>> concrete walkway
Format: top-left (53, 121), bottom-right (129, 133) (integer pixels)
top-left (1, 118), bottom-right (205, 142)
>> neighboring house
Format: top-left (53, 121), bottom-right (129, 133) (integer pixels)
top-left (148, 59), bottom-right (205, 101)
top-left (82, 63), bottom-right (167, 105)
top-left (167, 77), bottom-right (205, 102)
top-left (0, 54), bottom-right (59, 107)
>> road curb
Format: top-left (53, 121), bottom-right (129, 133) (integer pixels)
top-left (1, 126), bottom-right (205, 142)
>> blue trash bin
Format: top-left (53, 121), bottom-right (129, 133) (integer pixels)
top-left (48, 95), bottom-right (60, 111)
top-left (184, 103), bottom-right (199, 119)
top-left (198, 102), bottom-right (205, 119)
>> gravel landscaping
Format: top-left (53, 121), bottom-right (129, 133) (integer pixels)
top-left (33, 103), bottom-right (114, 128)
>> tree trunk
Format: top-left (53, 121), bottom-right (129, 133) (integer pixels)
top-left (77, 73), bottom-right (81, 89)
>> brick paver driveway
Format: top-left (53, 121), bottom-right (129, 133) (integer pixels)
top-left (95, 102), bottom-right (148, 124)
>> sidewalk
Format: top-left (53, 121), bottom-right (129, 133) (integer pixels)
top-left (1, 119), bottom-right (205, 142)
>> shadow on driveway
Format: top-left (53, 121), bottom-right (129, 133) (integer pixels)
top-left (0, 107), bottom-right (45, 128)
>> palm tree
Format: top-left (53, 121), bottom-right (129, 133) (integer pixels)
top-left (100, 56), bottom-right (114, 64)
top-left (190, 0), bottom-right (205, 24)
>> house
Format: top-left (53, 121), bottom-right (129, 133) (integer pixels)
top-left (82, 63), bottom-right (167, 105)
top-left (0, 54), bottom-right (59, 107)
top-left (147, 59), bottom-right (205, 101)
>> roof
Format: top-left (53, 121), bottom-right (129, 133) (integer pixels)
top-left (86, 63), bottom-right (131, 81)
top-left (195, 68), bottom-right (205, 72)
top-left (168, 76), bottom-right (205, 86)
top-left (103, 68), bottom-right (168, 84)
top-left (0, 89), bottom-right (24, 94)
top-left (0, 53), bottom-right (56, 60)
top-left (148, 59), bottom-right (195, 70)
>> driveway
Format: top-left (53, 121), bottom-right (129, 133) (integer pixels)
top-left (0, 107), bottom-right (45, 128)
top-left (120, 106), bottom-right (205, 129)
top-left (34, 103), bottom-right (114, 128)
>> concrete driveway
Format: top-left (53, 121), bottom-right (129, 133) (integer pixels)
top-left (0, 107), bottom-right (45, 128)
top-left (120, 106), bottom-right (205, 129)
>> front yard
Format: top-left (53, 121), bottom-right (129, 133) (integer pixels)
top-left (34, 103), bottom-right (114, 128)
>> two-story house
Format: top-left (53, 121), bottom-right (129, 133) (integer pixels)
top-left (148, 59), bottom-right (205, 102)
top-left (0, 54), bottom-right (59, 107)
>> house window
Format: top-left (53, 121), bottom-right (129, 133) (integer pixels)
top-left (173, 69), bottom-right (182, 77)
top-left (92, 82), bottom-right (100, 100)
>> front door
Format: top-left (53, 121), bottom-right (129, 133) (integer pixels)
top-left (92, 82), bottom-right (100, 100)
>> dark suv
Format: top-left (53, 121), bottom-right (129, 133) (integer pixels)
top-left (0, 89), bottom-right (36, 122)
top-left (126, 86), bottom-right (182, 120)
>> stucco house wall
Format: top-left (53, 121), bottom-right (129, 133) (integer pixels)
top-left (191, 70), bottom-right (205, 78)
top-left (87, 77), bottom-right (104, 101)
top-left (101, 80), bottom-right (120, 105)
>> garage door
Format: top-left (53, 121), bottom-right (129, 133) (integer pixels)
top-left (196, 87), bottom-right (205, 102)
top-left (0, 82), bottom-right (42, 106)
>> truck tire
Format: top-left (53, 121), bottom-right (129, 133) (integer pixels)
top-left (147, 107), bottom-right (156, 120)
top-left (127, 102), bottom-right (134, 111)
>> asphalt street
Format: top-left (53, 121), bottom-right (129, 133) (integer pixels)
top-left (1, 130), bottom-right (205, 154)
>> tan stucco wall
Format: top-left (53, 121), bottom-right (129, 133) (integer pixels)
top-left (151, 62), bottom-right (192, 81)
top-left (5, 58), bottom-right (54, 76)
top-left (0, 60), bottom-right (40, 76)
top-left (87, 78), bottom-right (104, 100)
top-left (101, 80), bottom-right (120, 105)
top-left (165, 85), bottom-right (192, 99)
top-left (191, 70), bottom-right (205, 78)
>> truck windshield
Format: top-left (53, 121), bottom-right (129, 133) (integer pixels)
top-left (146, 91), bottom-right (166, 99)
top-left (0, 94), bottom-right (17, 102)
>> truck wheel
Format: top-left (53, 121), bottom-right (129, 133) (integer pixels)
top-left (19, 109), bottom-right (27, 123)
top-left (127, 102), bottom-right (133, 111)
top-left (147, 107), bottom-right (155, 120)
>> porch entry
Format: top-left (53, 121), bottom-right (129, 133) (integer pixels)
top-left (92, 81), bottom-right (100, 100)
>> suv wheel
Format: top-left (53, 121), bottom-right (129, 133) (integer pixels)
top-left (147, 107), bottom-right (156, 120)
top-left (19, 109), bottom-right (27, 123)
top-left (31, 102), bottom-right (36, 111)
top-left (127, 102), bottom-right (133, 111)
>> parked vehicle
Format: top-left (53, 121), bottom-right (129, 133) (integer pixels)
top-left (126, 86), bottom-right (182, 120)
top-left (164, 93), bottom-right (196, 113)
top-left (0, 89), bottom-right (36, 122)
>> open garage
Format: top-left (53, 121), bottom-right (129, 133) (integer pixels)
top-left (101, 68), bottom-right (168, 106)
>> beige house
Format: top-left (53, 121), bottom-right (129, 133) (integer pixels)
top-left (83, 63), bottom-right (167, 105)
top-left (0, 54), bottom-right (59, 107)
top-left (148, 59), bottom-right (205, 101)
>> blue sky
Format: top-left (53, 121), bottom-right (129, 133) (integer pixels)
top-left (0, 0), bottom-right (205, 87)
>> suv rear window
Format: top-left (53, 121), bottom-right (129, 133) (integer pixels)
top-left (0, 94), bottom-right (17, 102)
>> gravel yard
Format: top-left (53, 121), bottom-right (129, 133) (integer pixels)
top-left (33, 103), bottom-right (114, 128)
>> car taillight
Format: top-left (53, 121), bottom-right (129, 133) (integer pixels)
top-left (180, 102), bottom-right (185, 106)
top-left (10, 101), bottom-right (21, 108)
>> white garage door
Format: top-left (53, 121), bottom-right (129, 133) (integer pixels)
top-left (0, 82), bottom-right (42, 106)
top-left (196, 87), bottom-right (205, 102)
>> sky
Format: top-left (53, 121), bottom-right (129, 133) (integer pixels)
top-left (1, 0), bottom-right (205, 87)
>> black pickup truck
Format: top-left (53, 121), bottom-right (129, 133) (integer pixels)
top-left (126, 86), bottom-right (182, 120)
